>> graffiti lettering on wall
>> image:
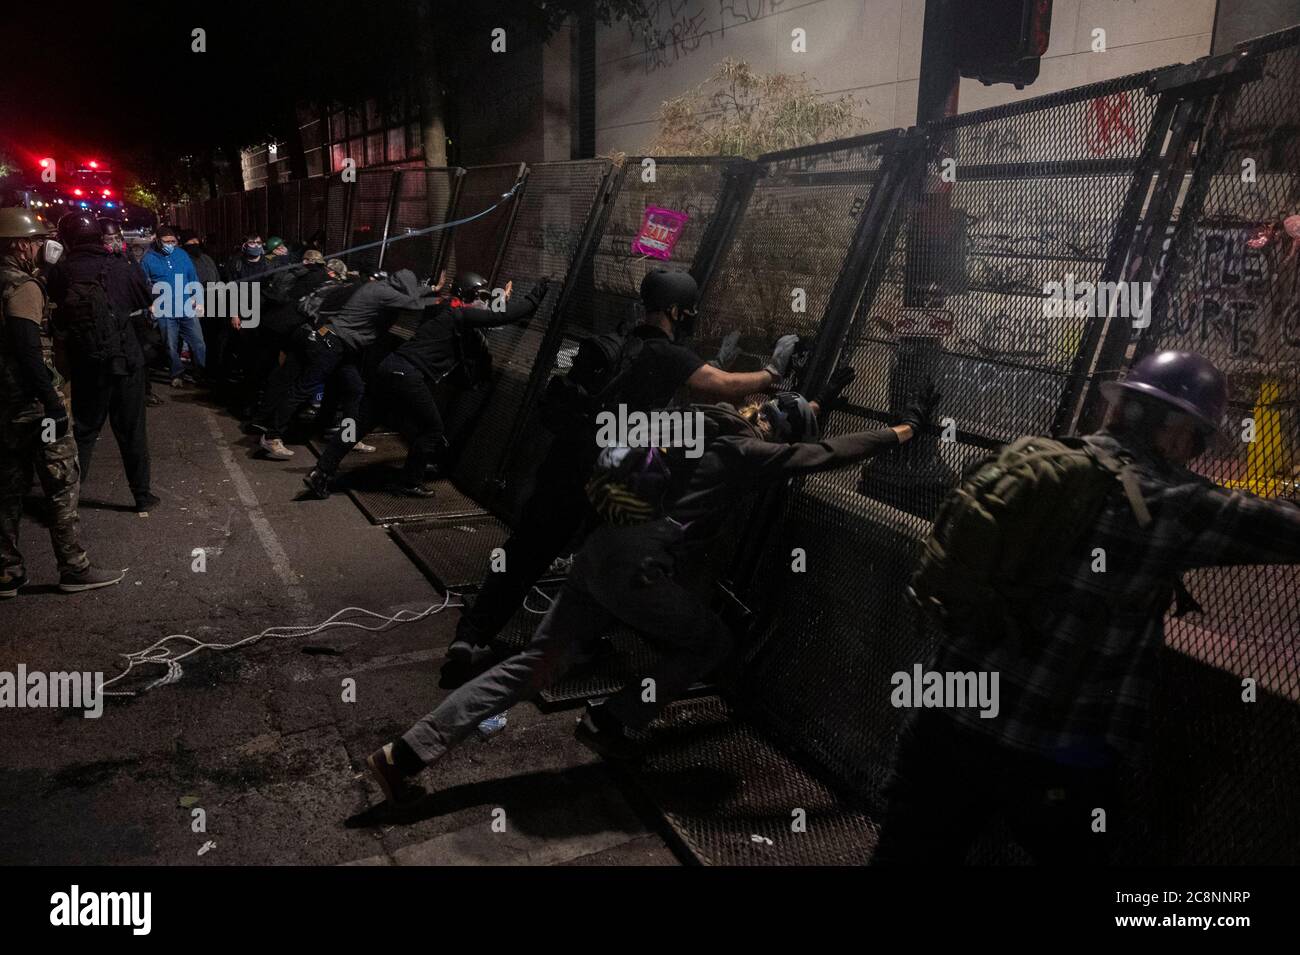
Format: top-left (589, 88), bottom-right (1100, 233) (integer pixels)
top-left (1085, 91), bottom-right (1137, 156)
top-left (963, 124), bottom-right (1025, 162)
top-left (636, 0), bottom-right (791, 74)
top-left (963, 189), bottom-right (1114, 260)
top-left (639, 0), bottom-right (713, 74)
top-left (1164, 225), bottom-right (1300, 361)
top-left (717, 0), bottom-right (789, 36)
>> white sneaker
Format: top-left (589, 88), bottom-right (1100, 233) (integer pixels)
top-left (259, 435), bottom-right (295, 460)
top-left (354, 441), bottom-right (376, 453)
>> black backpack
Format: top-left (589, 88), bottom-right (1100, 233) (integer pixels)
top-left (57, 267), bottom-right (130, 369)
top-left (297, 280), bottom-right (360, 326)
top-left (540, 331), bottom-right (645, 434)
top-left (264, 264), bottom-right (310, 306)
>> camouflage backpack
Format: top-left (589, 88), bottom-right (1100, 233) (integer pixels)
top-left (909, 435), bottom-right (1150, 634)
top-left (0, 265), bottom-right (64, 421)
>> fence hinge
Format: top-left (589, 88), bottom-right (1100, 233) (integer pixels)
top-left (1148, 48), bottom-right (1263, 99)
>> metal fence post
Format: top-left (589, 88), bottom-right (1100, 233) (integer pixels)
top-left (1072, 49), bottom-right (1264, 434)
top-left (375, 169), bottom-right (402, 272)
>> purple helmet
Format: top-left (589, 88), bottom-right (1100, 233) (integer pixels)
top-left (1100, 350), bottom-right (1227, 432)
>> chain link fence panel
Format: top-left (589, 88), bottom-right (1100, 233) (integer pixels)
top-left (1122, 26), bottom-right (1300, 863)
top-left (444, 160), bottom-right (613, 517)
top-left (736, 72), bottom-right (1168, 860)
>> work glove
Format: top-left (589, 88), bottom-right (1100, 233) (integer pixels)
top-left (811, 365), bottom-right (856, 411)
top-left (707, 330), bottom-right (741, 370)
top-left (763, 333), bottom-right (801, 379)
top-left (898, 380), bottom-right (941, 435)
top-left (526, 276), bottom-right (552, 305)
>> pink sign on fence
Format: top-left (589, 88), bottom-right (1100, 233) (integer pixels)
top-left (632, 205), bottom-right (690, 260)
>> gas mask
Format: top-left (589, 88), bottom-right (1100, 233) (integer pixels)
top-left (41, 239), bottom-right (64, 266)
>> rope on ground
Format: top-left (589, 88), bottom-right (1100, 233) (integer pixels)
top-left (523, 585), bottom-right (556, 615)
top-left (100, 591), bottom-right (464, 698)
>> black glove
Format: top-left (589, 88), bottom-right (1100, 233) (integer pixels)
top-left (812, 365), bottom-right (856, 410)
top-left (763, 334), bottom-right (801, 379)
top-left (526, 276), bottom-right (552, 305)
top-left (898, 380), bottom-right (940, 434)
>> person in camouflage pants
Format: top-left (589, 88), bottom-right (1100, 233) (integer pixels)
top-left (0, 207), bottom-right (122, 597)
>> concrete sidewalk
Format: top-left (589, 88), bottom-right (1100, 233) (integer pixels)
top-left (0, 385), bottom-right (677, 866)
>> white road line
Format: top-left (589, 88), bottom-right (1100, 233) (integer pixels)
top-left (205, 416), bottom-right (312, 617)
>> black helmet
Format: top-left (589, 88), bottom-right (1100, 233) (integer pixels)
top-left (760, 392), bottom-right (819, 443)
top-left (640, 268), bottom-right (698, 314)
top-left (57, 211), bottom-right (103, 247)
top-left (97, 218), bottom-right (124, 237)
top-left (453, 270), bottom-right (489, 301)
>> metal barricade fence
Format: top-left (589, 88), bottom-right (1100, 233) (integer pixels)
top-left (346, 169), bottom-right (395, 275)
top-left (734, 71), bottom-right (1168, 856)
top-left (244, 186), bottom-right (269, 244)
top-left (301, 177), bottom-right (329, 252)
top-left (444, 159), bottom-right (615, 519)
top-left (1112, 26), bottom-right (1300, 863)
top-left (488, 156), bottom-right (745, 527)
top-left (442, 162), bottom-right (526, 284)
top-left (151, 32), bottom-right (1299, 861)
top-left (383, 167), bottom-right (461, 279)
top-left (324, 176), bottom-right (351, 265)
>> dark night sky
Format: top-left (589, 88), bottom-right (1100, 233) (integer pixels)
top-left (0, 1), bottom-right (426, 168)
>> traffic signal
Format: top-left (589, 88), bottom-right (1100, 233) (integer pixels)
top-left (956, 0), bottom-right (1052, 89)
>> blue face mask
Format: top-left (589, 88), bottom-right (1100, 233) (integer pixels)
top-left (244, 243), bottom-right (263, 257)
top-left (160, 241), bottom-right (177, 255)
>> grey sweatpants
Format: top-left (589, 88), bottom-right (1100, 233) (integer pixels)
top-left (401, 520), bottom-right (732, 765)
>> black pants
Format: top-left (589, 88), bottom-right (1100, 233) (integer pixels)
top-left (70, 364), bottom-right (150, 502)
top-left (872, 710), bottom-right (1121, 866)
top-left (456, 439), bottom-right (594, 646)
top-left (255, 328), bottom-right (347, 438)
top-left (316, 353), bottom-right (445, 484)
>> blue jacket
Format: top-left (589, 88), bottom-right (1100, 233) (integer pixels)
top-left (140, 246), bottom-right (200, 318)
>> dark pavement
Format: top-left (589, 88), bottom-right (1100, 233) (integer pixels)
top-left (0, 384), bottom-right (677, 866)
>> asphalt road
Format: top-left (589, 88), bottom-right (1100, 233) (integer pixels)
top-left (0, 383), bottom-right (676, 866)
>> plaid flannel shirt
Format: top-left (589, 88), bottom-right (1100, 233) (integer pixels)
top-left (932, 430), bottom-right (1300, 765)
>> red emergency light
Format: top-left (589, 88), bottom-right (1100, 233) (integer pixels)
top-left (73, 188), bottom-right (84, 197)
top-left (88, 160), bottom-right (99, 169)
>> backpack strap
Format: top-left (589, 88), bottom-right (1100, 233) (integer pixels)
top-left (1091, 442), bottom-right (1202, 616)
top-left (1089, 445), bottom-right (1152, 529)
top-left (589, 334), bottom-right (638, 407)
